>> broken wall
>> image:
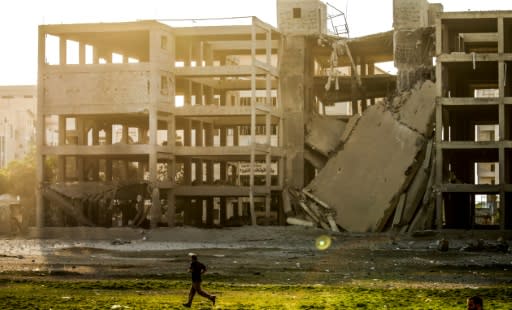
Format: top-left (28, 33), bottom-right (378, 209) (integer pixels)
top-left (393, 0), bottom-right (439, 91)
top-left (304, 81), bottom-right (436, 232)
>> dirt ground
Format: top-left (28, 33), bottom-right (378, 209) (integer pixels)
top-left (0, 226), bottom-right (511, 288)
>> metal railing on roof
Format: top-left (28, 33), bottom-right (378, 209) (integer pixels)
top-left (326, 2), bottom-right (349, 38)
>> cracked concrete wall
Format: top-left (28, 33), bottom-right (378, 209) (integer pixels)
top-left (393, 0), bottom-right (439, 91)
top-left (305, 81), bottom-right (436, 232)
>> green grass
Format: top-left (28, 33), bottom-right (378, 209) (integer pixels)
top-left (0, 279), bottom-right (511, 309)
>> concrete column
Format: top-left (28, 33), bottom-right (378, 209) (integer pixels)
top-left (184, 119), bottom-right (192, 146)
top-left (185, 81), bottom-right (193, 106)
top-left (137, 161), bottom-right (145, 179)
top-left (57, 156), bottom-right (66, 182)
top-left (36, 29), bottom-right (46, 228)
top-left (196, 121), bottom-right (203, 147)
top-left (58, 116), bottom-right (66, 146)
top-left (105, 160), bottom-right (113, 181)
top-left (79, 42), bottom-right (86, 65)
top-left (205, 123), bottom-right (213, 146)
top-left (220, 162), bottom-right (227, 183)
top-left (195, 160), bottom-right (203, 184)
top-left (220, 127), bottom-right (227, 147)
top-left (184, 158), bottom-right (192, 185)
top-left (167, 115), bottom-right (176, 149)
top-left (279, 36), bottom-right (312, 189)
top-left (195, 83), bottom-right (204, 106)
top-left (206, 197), bottom-right (214, 226)
top-left (150, 187), bottom-right (161, 229)
top-left (206, 161), bottom-right (214, 184)
top-left (76, 118), bottom-right (85, 181)
top-left (105, 125), bottom-right (113, 181)
top-left (92, 46), bottom-right (99, 64)
top-left (105, 124), bottom-right (112, 145)
top-left (149, 108), bottom-right (158, 183)
top-left (120, 160), bottom-right (129, 180)
top-left (59, 37), bottom-right (67, 65)
top-left (167, 189), bottom-right (176, 227)
top-left (220, 127), bottom-right (227, 182)
top-left (121, 125), bottom-right (129, 144)
top-left (92, 126), bottom-right (99, 145)
top-left (233, 126), bottom-right (239, 146)
top-left (219, 197), bottom-right (227, 226)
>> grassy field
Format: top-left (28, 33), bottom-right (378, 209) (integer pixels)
top-left (0, 278), bottom-right (511, 309)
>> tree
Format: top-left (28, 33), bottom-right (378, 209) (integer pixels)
top-left (0, 147), bottom-right (38, 226)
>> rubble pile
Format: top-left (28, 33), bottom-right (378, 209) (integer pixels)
top-left (289, 81), bottom-right (437, 232)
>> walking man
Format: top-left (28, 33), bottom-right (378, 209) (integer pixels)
top-left (183, 254), bottom-right (216, 308)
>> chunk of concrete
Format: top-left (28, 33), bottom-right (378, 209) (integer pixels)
top-left (306, 114), bottom-right (346, 157)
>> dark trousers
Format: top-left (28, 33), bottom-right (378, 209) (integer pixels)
top-left (187, 281), bottom-right (212, 304)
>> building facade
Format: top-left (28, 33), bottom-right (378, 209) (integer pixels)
top-left (0, 85), bottom-right (37, 169)
top-left (435, 10), bottom-right (512, 229)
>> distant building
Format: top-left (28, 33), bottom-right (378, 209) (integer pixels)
top-left (0, 86), bottom-right (37, 168)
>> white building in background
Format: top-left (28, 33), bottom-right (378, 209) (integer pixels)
top-left (0, 86), bottom-right (37, 168)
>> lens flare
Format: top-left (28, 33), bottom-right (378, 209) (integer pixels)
top-left (315, 235), bottom-right (332, 251)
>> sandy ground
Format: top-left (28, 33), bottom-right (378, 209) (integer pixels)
top-left (0, 226), bottom-right (511, 288)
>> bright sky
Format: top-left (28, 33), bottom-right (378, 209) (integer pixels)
top-left (0, 0), bottom-right (510, 85)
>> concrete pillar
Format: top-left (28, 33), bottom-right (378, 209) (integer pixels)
top-left (233, 126), bottom-right (239, 146)
top-left (279, 36), bottom-right (313, 189)
top-left (105, 125), bottom-right (113, 181)
top-left (220, 162), bottom-right (227, 183)
top-left (184, 119), bottom-right (192, 146)
top-left (137, 161), bottom-right (145, 179)
top-left (219, 129), bottom-right (227, 182)
top-left (79, 42), bottom-right (86, 65)
top-left (76, 118), bottom-right (85, 181)
top-left (59, 37), bottom-right (67, 65)
top-left (205, 123), bottom-right (213, 146)
top-left (196, 121), bottom-right (203, 147)
top-left (56, 116), bottom-right (67, 182)
top-left (167, 189), bottom-right (176, 227)
top-left (120, 160), bottom-right (129, 180)
top-left (206, 197), bottom-right (214, 226)
top-left (57, 156), bottom-right (66, 182)
top-left (92, 46), bottom-right (99, 64)
top-left (36, 28), bottom-right (46, 228)
top-left (220, 127), bottom-right (227, 146)
top-left (148, 108), bottom-right (158, 183)
top-left (150, 187), bottom-right (161, 229)
top-left (195, 82), bottom-right (204, 106)
top-left (121, 125), bottom-right (129, 144)
top-left (195, 160), bottom-right (203, 183)
top-left (206, 161), bottom-right (214, 184)
top-left (105, 160), bottom-right (113, 181)
top-left (219, 197), bottom-right (227, 226)
top-left (184, 158), bottom-right (192, 185)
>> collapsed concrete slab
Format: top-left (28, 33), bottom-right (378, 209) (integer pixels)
top-left (304, 81), bottom-right (436, 232)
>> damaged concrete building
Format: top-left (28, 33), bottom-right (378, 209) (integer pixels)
top-left (33, 0), bottom-right (512, 233)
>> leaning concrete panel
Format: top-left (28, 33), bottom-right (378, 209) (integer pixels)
top-left (305, 81), bottom-right (436, 232)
